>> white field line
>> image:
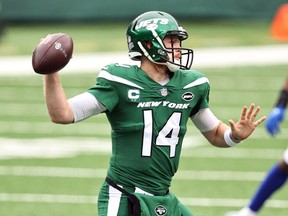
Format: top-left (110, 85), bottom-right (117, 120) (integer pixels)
top-left (0, 193), bottom-right (287, 208)
top-left (3, 121), bottom-right (285, 139)
top-left (0, 136), bottom-right (205, 160)
top-left (0, 138), bottom-right (112, 159)
top-left (181, 147), bottom-right (285, 159)
top-left (0, 165), bottom-right (266, 181)
top-left (0, 166), bottom-right (106, 178)
top-left (0, 120), bottom-right (280, 136)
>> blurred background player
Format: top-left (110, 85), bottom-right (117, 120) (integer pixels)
top-left (225, 78), bottom-right (288, 216)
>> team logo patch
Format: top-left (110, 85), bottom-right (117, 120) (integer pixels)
top-left (155, 205), bottom-right (167, 216)
top-left (181, 92), bottom-right (194, 101)
top-left (160, 88), bottom-right (168, 96)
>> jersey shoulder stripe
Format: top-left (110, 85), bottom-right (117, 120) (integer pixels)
top-left (98, 64), bottom-right (144, 89)
top-left (183, 77), bottom-right (209, 89)
top-left (176, 69), bottom-right (209, 89)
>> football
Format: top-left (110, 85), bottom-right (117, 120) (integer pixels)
top-left (32, 33), bottom-right (73, 74)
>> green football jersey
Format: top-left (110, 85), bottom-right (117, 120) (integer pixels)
top-left (88, 63), bottom-right (210, 195)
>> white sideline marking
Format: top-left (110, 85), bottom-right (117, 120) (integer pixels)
top-left (1, 45), bottom-right (288, 76)
top-left (0, 165), bottom-right (266, 181)
top-left (0, 193), bottom-right (287, 208)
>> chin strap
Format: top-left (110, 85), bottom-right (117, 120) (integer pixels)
top-left (167, 62), bottom-right (180, 72)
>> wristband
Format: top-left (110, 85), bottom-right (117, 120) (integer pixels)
top-left (224, 129), bottom-right (240, 147)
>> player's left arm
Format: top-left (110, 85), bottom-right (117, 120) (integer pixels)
top-left (193, 104), bottom-right (266, 147)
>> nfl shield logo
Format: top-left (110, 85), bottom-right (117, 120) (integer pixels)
top-left (160, 88), bottom-right (168, 96)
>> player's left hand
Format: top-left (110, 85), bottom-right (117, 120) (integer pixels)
top-left (228, 103), bottom-right (266, 141)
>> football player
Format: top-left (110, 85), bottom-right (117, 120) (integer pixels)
top-left (225, 78), bottom-right (288, 216)
top-left (42, 11), bottom-right (266, 215)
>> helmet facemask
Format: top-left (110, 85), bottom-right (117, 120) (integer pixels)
top-left (138, 27), bottom-right (194, 72)
top-left (162, 30), bottom-right (194, 72)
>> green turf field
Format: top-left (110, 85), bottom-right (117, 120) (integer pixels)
top-left (0, 22), bottom-right (288, 216)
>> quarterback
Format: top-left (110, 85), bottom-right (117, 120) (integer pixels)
top-left (42, 11), bottom-right (266, 216)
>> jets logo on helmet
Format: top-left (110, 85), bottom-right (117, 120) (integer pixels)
top-left (135, 18), bottom-right (169, 30)
top-left (146, 23), bottom-right (158, 31)
top-left (126, 11), bottom-right (194, 72)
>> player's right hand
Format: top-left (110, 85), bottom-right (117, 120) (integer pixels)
top-left (265, 106), bottom-right (285, 136)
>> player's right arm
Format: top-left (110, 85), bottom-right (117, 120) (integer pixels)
top-left (44, 72), bottom-right (107, 124)
top-left (43, 73), bottom-right (74, 124)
